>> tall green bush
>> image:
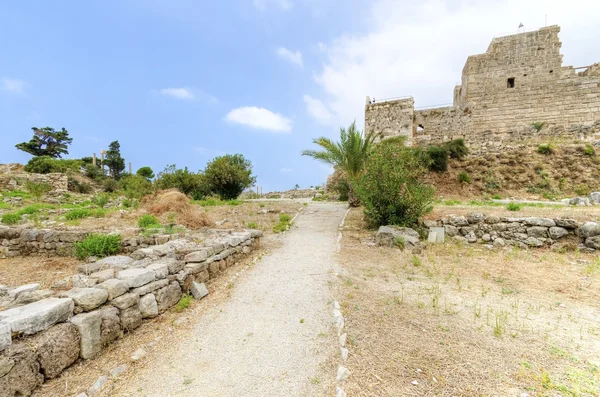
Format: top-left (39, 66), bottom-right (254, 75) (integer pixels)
top-left (442, 138), bottom-right (469, 160)
top-left (154, 165), bottom-right (208, 199)
top-left (74, 234), bottom-right (121, 259)
top-left (356, 142), bottom-right (435, 227)
top-left (204, 154), bottom-right (256, 200)
top-left (119, 174), bottom-right (153, 199)
top-left (426, 146), bottom-right (448, 172)
top-left (24, 156), bottom-right (82, 174)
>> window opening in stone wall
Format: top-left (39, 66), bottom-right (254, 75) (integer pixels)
top-left (507, 78), bottom-right (515, 88)
top-left (417, 124), bottom-right (424, 132)
top-left (549, 70), bottom-right (553, 74)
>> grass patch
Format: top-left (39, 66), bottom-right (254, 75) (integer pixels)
top-left (1, 190), bottom-right (31, 199)
top-left (247, 221), bottom-right (258, 229)
top-left (506, 202), bottom-right (522, 211)
top-left (64, 208), bottom-right (106, 220)
top-left (537, 143), bottom-right (554, 155)
top-left (138, 214), bottom-right (161, 228)
top-left (273, 213), bottom-right (293, 233)
top-left (1, 213), bottom-right (22, 225)
top-left (74, 233), bottom-right (121, 259)
top-left (176, 294), bottom-right (193, 312)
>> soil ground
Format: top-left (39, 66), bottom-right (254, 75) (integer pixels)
top-left (335, 208), bottom-right (600, 396)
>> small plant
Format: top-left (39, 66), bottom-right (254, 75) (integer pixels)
top-left (531, 121), bottom-right (547, 132)
top-left (574, 184), bottom-right (591, 196)
top-left (65, 208), bottom-right (92, 220)
top-left (458, 171), bottom-right (471, 184)
top-left (273, 213), bottom-right (293, 233)
top-left (91, 193), bottom-right (109, 209)
top-left (138, 214), bottom-right (161, 229)
top-left (25, 181), bottom-right (52, 202)
top-left (259, 203), bottom-right (265, 208)
top-left (226, 199), bottom-right (242, 206)
top-left (426, 145), bottom-right (448, 172)
top-left (583, 144), bottom-right (595, 156)
top-left (506, 202), bottom-right (521, 211)
top-left (74, 233), bottom-right (121, 259)
top-left (1, 213), bottom-right (21, 225)
top-left (442, 138), bottom-right (469, 160)
top-left (491, 194), bottom-right (502, 200)
top-left (537, 143), bottom-right (554, 155)
top-left (411, 255), bottom-right (422, 267)
top-left (247, 222), bottom-right (258, 229)
top-left (176, 294), bottom-right (193, 312)
top-left (394, 236), bottom-right (405, 250)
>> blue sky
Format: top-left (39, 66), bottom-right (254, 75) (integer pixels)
top-left (1, 1), bottom-right (599, 192)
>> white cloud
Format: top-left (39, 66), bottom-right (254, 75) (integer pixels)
top-left (311, 0), bottom-right (600, 128)
top-left (280, 167), bottom-right (293, 173)
top-left (160, 87), bottom-right (195, 100)
top-left (225, 106), bottom-right (292, 133)
top-left (254, 0), bottom-right (293, 11)
top-left (277, 47), bottom-right (303, 67)
top-left (1, 78), bottom-right (26, 95)
top-left (303, 95), bottom-right (333, 125)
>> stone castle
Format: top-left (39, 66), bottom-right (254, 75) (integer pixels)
top-left (365, 26), bottom-right (600, 149)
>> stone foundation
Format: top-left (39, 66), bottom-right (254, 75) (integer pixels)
top-left (0, 229), bottom-right (262, 396)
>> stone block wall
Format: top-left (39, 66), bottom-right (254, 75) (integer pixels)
top-left (0, 229), bottom-right (262, 396)
top-left (0, 167), bottom-right (68, 192)
top-left (364, 26), bottom-right (600, 149)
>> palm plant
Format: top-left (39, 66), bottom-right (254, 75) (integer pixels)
top-left (302, 121), bottom-right (404, 206)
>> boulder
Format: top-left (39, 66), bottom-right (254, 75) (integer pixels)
top-left (65, 288), bottom-right (108, 311)
top-left (119, 306), bottom-right (142, 332)
top-left (375, 226), bottom-right (420, 248)
top-left (447, 215), bottom-right (469, 226)
top-left (526, 226), bottom-right (548, 238)
top-left (110, 293), bottom-right (139, 310)
top-left (155, 282), bottom-right (182, 313)
top-left (493, 238), bottom-right (505, 247)
top-left (549, 227), bottom-right (569, 240)
top-left (98, 307), bottom-right (121, 346)
top-left (555, 219), bottom-right (579, 229)
top-left (152, 258), bottom-right (184, 275)
top-left (580, 222), bottom-right (600, 238)
top-left (589, 192), bottom-right (600, 204)
top-left (139, 294), bottom-right (158, 319)
top-left (570, 197), bottom-right (591, 206)
top-left (0, 344), bottom-right (43, 397)
top-left (526, 237), bottom-right (544, 247)
top-left (117, 268), bottom-right (155, 288)
top-left (190, 282), bottom-right (209, 300)
top-left (70, 311), bottom-right (102, 359)
top-left (96, 279), bottom-right (129, 301)
top-left (585, 236), bottom-right (600, 250)
top-left (30, 323), bottom-right (80, 379)
top-left (444, 225), bottom-right (459, 237)
top-left (0, 322), bottom-right (11, 351)
top-left (0, 298), bottom-right (74, 336)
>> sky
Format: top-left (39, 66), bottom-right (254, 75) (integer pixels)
top-left (1, 0), bottom-right (599, 192)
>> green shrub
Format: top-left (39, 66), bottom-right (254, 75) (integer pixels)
top-left (426, 146), bottom-right (448, 172)
top-left (1, 213), bottom-right (21, 225)
top-left (279, 213), bottom-right (291, 223)
top-left (16, 204), bottom-right (54, 215)
top-left (64, 208), bottom-right (105, 221)
top-left (357, 142), bottom-right (435, 227)
top-left (442, 138), bottom-right (469, 160)
top-left (259, 203), bottom-right (265, 208)
top-left (326, 169), bottom-right (350, 201)
top-left (68, 178), bottom-right (93, 194)
top-left (91, 193), bottom-right (109, 209)
top-left (537, 143), bottom-right (554, 155)
top-left (583, 144), bottom-right (595, 156)
top-left (531, 121), bottom-right (547, 132)
top-left (118, 174), bottom-right (153, 199)
top-left (196, 198), bottom-right (220, 207)
top-left (25, 181), bottom-right (52, 201)
top-left (226, 199), bottom-right (242, 206)
top-left (138, 214), bottom-right (161, 228)
top-left (203, 154), bottom-right (256, 200)
top-left (458, 171), bottom-right (471, 184)
top-left (176, 294), bottom-right (193, 312)
top-left (273, 213), bottom-right (293, 233)
top-left (247, 222), bottom-right (258, 229)
top-left (394, 236), bottom-right (405, 250)
top-left (574, 184), bottom-right (591, 196)
top-left (23, 156), bottom-right (82, 174)
top-left (155, 165), bottom-right (208, 198)
top-left (74, 234), bottom-right (121, 259)
top-left (103, 178), bottom-right (119, 193)
top-left (506, 202), bottom-right (521, 211)
top-left (84, 164), bottom-right (105, 180)
top-left (136, 166), bottom-right (155, 180)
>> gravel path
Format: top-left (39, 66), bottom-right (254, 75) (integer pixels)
top-left (115, 203), bottom-right (347, 397)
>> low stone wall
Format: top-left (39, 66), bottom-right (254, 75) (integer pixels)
top-left (0, 229), bottom-right (262, 396)
top-left (0, 227), bottom-right (171, 258)
top-left (424, 214), bottom-right (600, 251)
top-left (0, 171), bottom-right (68, 192)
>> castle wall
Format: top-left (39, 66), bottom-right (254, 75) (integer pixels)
top-left (364, 98), bottom-right (414, 144)
top-left (365, 26), bottom-right (600, 148)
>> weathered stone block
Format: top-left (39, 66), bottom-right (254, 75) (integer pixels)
top-left (155, 282), bottom-right (182, 313)
top-left (580, 222), bottom-right (600, 238)
top-left (375, 226), bottom-right (420, 248)
top-left (139, 294), bottom-right (158, 319)
top-left (31, 322), bottom-right (80, 379)
top-left (185, 262), bottom-right (208, 275)
top-left (521, 218), bottom-right (556, 227)
top-left (0, 344), bottom-right (43, 397)
top-left (555, 219), bottom-right (579, 229)
top-left (0, 298), bottom-right (74, 336)
top-left (585, 236), bottom-right (600, 249)
top-left (8, 283), bottom-right (40, 299)
top-left (549, 227), bottom-right (569, 240)
top-left (89, 268), bottom-right (115, 282)
top-left (65, 288), bottom-right (108, 311)
top-left (130, 279), bottom-right (169, 296)
top-left (110, 293), bottom-right (139, 310)
top-left (190, 282), bottom-right (209, 300)
top-left (99, 307), bottom-right (121, 346)
top-left (184, 250), bottom-right (209, 263)
top-left (119, 305), bottom-right (142, 332)
top-left (70, 310), bottom-right (102, 359)
top-left (117, 268), bottom-right (155, 288)
top-left (526, 226), bottom-right (548, 238)
top-left (97, 279), bottom-right (129, 301)
top-left (0, 322), bottom-right (11, 351)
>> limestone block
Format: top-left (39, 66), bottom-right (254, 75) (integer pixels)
top-left (521, 218), bottom-right (556, 227)
top-left (580, 222), bottom-right (600, 238)
top-left (555, 219), bottom-right (579, 229)
top-left (98, 306), bottom-right (121, 346)
top-left (375, 226), bottom-right (420, 248)
top-left (131, 279), bottom-right (169, 296)
top-left (71, 274), bottom-right (99, 289)
top-left (110, 293), bottom-right (140, 310)
top-left (526, 226), bottom-right (549, 238)
top-left (65, 288), bottom-right (108, 311)
top-left (526, 237), bottom-right (544, 247)
top-left (184, 250), bottom-right (209, 263)
top-left (0, 344), bottom-right (43, 397)
top-left (97, 279), bottom-right (129, 301)
top-left (70, 310), bottom-right (102, 359)
top-left (155, 282), bottom-right (182, 313)
top-left (585, 236), bottom-right (600, 249)
top-left (447, 215), bottom-right (469, 226)
top-left (30, 322), bottom-right (80, 379)
top-left (89, 268), bottom-right (115, 282)
top-left (190, 282), bottom-right (209, 300)
top-left (119, 305), bottom-right (142, 332)
top-left (139, 294), bottom-right (158, 319)
top-left (184, 262), bottom-right (208, 275)
top-left (117, 268), bottom-right (155, 288)
top-left (146, 263), bottom-right (169, 279)
top-left (0, 322), bottom-right (10, 351)
top-left (0, 298), bottom-right (74, 335)
top-left (549, 227), bottom-right (569, 240)
top-left (8, 283), bottom-right (40, 299)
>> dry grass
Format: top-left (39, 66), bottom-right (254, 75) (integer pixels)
top-left (336, 208), bottom-right (600, 396)
top-left (144, 190), bottom-right (213, 229)
top-left (0, 257), bottom-right (81, 289)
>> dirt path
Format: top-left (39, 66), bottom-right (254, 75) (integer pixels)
top-left (112, 203), bottom-right (347, 397)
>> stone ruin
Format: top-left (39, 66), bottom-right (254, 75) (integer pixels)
top-left (0, 228), bottom-right (262, 396)
top-left (0, 163), bottom-right (68, 193)
top-left (365, 26), bottom-right (600, 149)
